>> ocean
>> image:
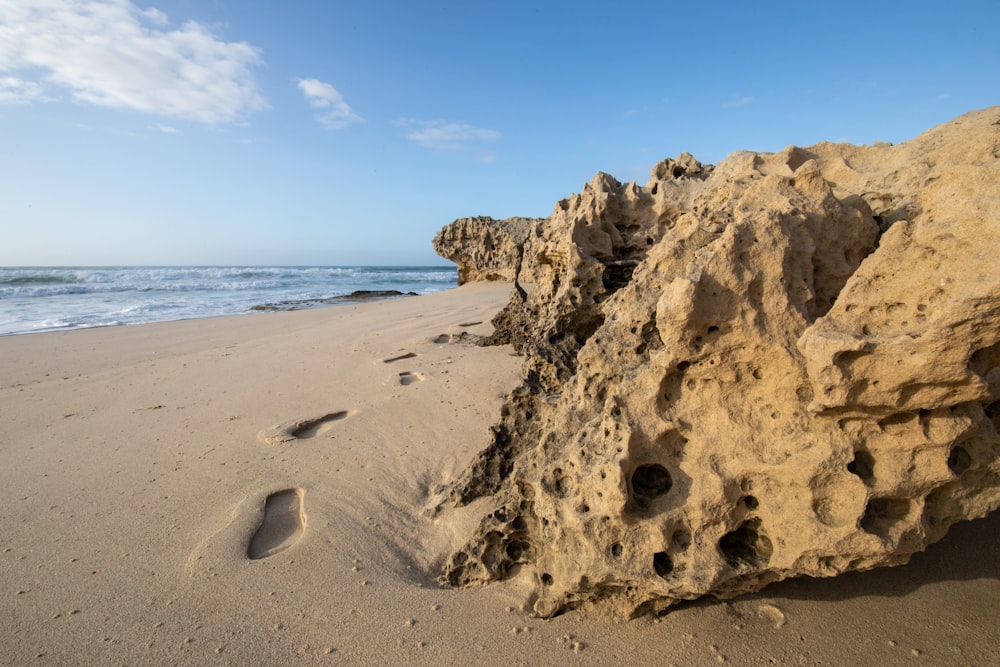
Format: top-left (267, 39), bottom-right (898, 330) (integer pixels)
top-left (0, 266), bottom-right (458, 336)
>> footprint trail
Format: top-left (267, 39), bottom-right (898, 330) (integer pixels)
top-left (258, 411), bottom-right (350, 445)
top-left (247, 488), bottom-right (306, 560)
top-left (383, 352), bottom-right (418, 363)
top-left (399, 371), bottom-right (424, 386)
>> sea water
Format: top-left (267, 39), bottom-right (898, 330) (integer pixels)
top-left (0, 266), bottom-right (458, 335)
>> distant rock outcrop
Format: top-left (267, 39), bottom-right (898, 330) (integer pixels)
top-left (432, 216), bottom-right (540, 285)
top-left (432, 108), bottom-right (1000, 618)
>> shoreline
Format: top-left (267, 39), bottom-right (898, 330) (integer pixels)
top-left (0, 289), bottom-right (425, 338)
top-left (0, 265), bottom-right (458, 337)
top-left (2, 282), bottom-right (998, 664)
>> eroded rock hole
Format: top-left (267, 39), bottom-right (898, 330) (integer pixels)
top-left (985, 402), bottom-right (1000, 433)
top-left (603, 264), bottom-right (635, 292)
top-left (718, 518), bottom-right (772, 569)
top-left (505, 539), bottom-right (532, 562)
top-left (479, 538), bottom-right (506, 572)
top-left (631, 464), bottom-right (672, 499)
top-left (541, 573), bottom-right (554, 586)
top-left (572, 313), bottom-right (605, 346)
top-left (860, 497), bottom-right (911, 537)
top-left (672, 529), bottom-right (691, 551)
top-left (639, 320), bottom-right (663, 354)
top-left (847, 450), bottom-right (876, 483)
top-left (611, 543), bottom-right (623, 558)
top-left (947, 445), bottom-right (972, 475)
top-left (545, 467), bottom-right (574, 498)
top-left (742, 495), bottom-right (759, 511)
top-left (653, 552), bottom-right (673, 578)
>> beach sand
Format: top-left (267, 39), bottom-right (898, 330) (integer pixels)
top-left (2, 282), bottom-right (998, 665)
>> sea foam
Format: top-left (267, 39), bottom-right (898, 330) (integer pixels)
top-left (0, 266), bottom-right (457, 335)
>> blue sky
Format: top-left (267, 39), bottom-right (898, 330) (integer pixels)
top-left (1, 1), bottom-right (997, 266)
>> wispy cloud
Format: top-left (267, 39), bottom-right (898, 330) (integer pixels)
top-left (0, 1), bottom-right (267, 123)
top-left (397, 118), bottom-right (501, 150)
top-left (0, 76), bottom-right (45, 104)
top-left (155, 124), bottom-right (180, 134)
top-left (296, 78), bottom-right (363, 129)
top-left (724, 95), bottom-right (755, 108)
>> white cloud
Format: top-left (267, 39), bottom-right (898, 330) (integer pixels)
top-left (155, 124), bottom-right (179, 134)
top-left (0, 0), bottom-right (267, 123)
top-left (724, 95), bottom-right (755, 108)
top-left (139, 7), bottom-right (169, 26)
top-left (398, 118), bottom-right (501, 150)
top-left (296, 77), bottom-right (363, 129)
top-left (0, 76), bottom-right (45, 103)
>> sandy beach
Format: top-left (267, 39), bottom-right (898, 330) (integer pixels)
top-left (2, 282), bottom-right (998, 666)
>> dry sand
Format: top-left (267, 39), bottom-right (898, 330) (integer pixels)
top-left (1, 282), bottom-right (997, 665)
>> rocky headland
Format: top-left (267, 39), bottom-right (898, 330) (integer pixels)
top-left (432, 216), bottom-right (541, 284)
top-left (432, 107), bottom-right (1000, 618)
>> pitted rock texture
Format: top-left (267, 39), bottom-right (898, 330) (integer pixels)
top-left (432, 216), bottom-right (540, 285)
top-left (434, 108), bottom-right (1000, 618)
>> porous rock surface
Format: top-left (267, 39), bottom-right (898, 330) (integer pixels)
top-left (432, 216), bottom-right (540, 285)
top-left (433, 108), bottom-right (1000, 618)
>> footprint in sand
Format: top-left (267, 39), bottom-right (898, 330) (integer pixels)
top-left (258, 411), bottom-right (351, 445)
top-left (433, 331), bottom-right (481, 344)
top-left (383, 352), bottom-right (418, 363)
top-left (248, 488), bottom-right (306, 560)
top-left (399, 371), bottom-right (424, 386)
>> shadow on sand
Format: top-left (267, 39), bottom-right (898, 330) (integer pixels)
top-left (743, 509), bottom-right (1000, 604)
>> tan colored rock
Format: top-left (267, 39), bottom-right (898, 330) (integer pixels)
top-left (432, 216), bottom-right (540, 285)
top-left (434, 108), bottom-right (1000, 618)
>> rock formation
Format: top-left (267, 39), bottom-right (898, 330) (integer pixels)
top-left (432, 108), bottom-right (1000, 618)
top-left (432, 216), bottom-right (540, 285)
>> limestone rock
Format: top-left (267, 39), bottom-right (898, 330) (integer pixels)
top-left (432, 216), bottom-right (540, 285)
top-left (434, 108), bottom-right (1000, 618)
